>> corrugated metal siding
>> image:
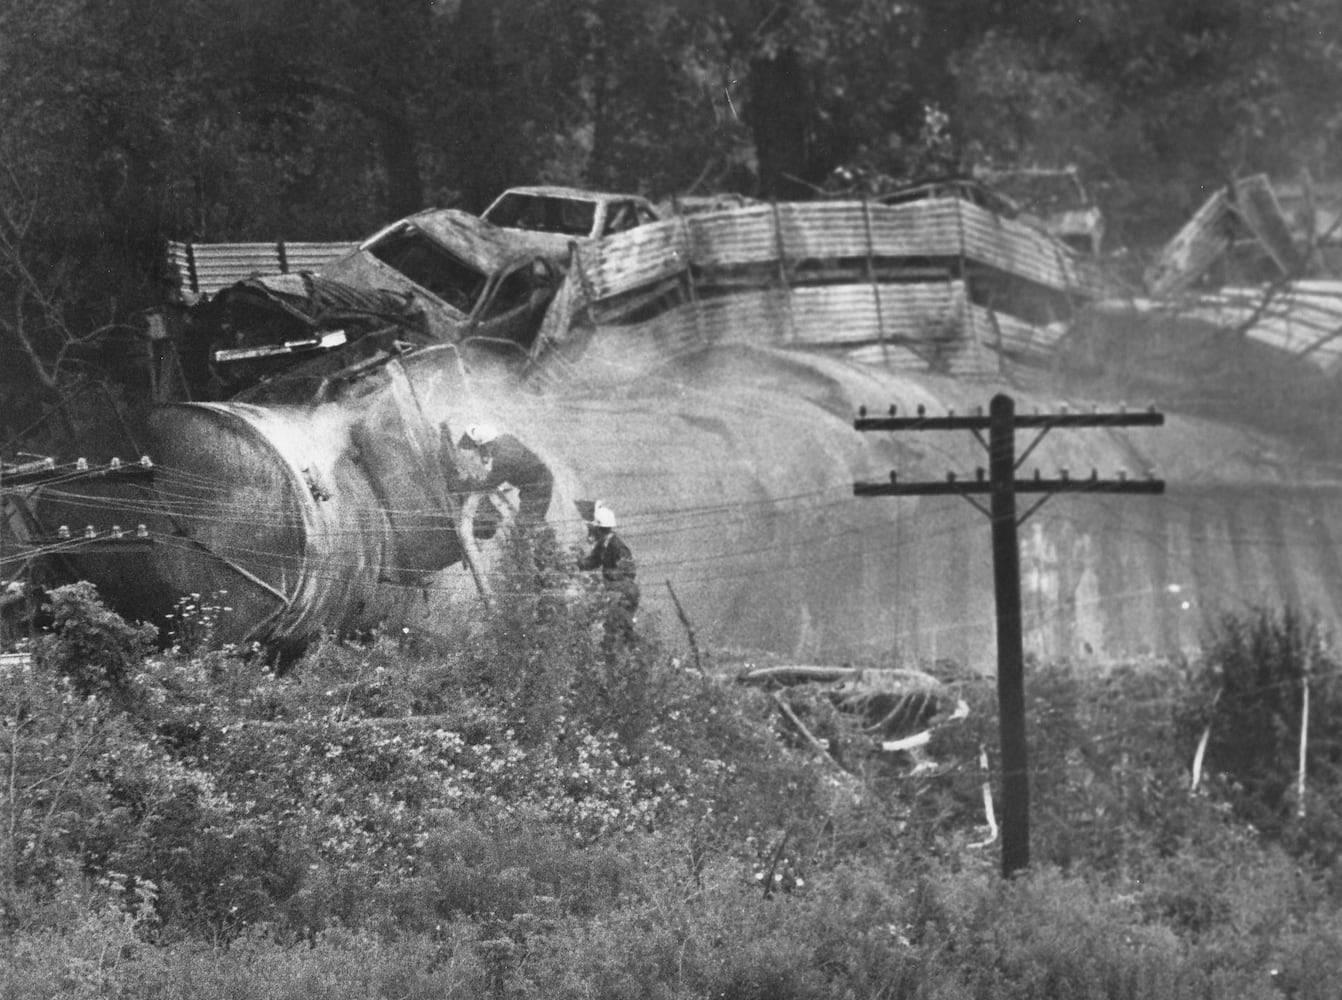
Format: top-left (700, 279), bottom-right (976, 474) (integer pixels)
top-left (167, 241), bottom-right (357, 296)
top-left (1143, 189), bottom-right (1231, 297)
top-left (568, 197), bottom-right (1095, 380)
top-left (573, 197), bottom-right (1107, 302)
top-left (538, 280), bottom-right (1005, 382)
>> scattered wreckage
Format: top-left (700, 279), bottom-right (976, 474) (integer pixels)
top-left (737, 663), bottom-right (970, 766)
top-left (5, 171), bottom-right (1342, 660)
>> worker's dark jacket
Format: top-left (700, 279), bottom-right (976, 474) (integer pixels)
top-left (580, 531), bottom-right (640, 613)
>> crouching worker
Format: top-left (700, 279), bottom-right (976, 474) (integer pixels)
top-left (580, 502), bottom-right (639, 647)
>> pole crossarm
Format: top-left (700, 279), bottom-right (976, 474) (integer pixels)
top-left (854, 409), bottom-right (1164, 433)
top-left (854, 478), bottom-right (1165, 497)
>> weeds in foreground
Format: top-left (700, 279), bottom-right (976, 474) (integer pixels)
top-left (5, 556), bottom-right (1342, 998)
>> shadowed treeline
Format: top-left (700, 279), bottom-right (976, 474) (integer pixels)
top-left (3, 0), bottom-right (1340, 453)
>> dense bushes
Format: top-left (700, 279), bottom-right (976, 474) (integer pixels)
top-left (1185, 607), bottom-right (1342, 871)
top-left (5, 561), bottom-right (1342, 997)
top-left (3, 528), bottom-right (822, 936)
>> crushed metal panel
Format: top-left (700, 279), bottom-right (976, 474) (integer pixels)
top-left (1174, 280), bottom-right (1342, 376)
top-left (320, 209), bottom-right (563, 340)
top-left (391, 208), bottom-right (545, 273)
top-left (185, 272), bottom-right (430, 400)
top-left (977, 166), bottom-right (1105, 255)
top-left (1146, 175), bottom-right (1302, 297)
top-left (1232, 175), bottom-right (1302, 278)
top-left (1273, 177), bottom-right (1342, 274)
top-left (1145, 187), bottom-right (1233, 296)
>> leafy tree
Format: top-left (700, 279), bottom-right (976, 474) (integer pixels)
top-left (690, 0), bottom-right (928, 196)
top-left (3, 0), bottom-right (1342, 452)
top-left (948, 0), bottom-right (1342, 245)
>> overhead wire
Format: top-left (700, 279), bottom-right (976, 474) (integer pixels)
top-left (18, 465), bottom-right (1342, 563)
top-left (10, 410), bottom-right (1342, 659)
top-left (16, 466), bottom-right (1342, 590)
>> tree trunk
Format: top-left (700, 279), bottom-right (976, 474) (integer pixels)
top-left (747, 47), bottom-right (813, 200)
top-left (379, 108), bottom-right (425, 219)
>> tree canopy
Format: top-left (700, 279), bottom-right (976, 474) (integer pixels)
top-left (2, 0), bottom-right (1339, 446)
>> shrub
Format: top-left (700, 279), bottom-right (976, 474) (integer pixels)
top-left (461, 522), bottom-right (602, 744)
top-left (35, 581), bottom-right (156, 698)
top-left (899, 657), bottom-right (1250, 876)
top-left (0, 651), bottom-right (143, 898)
top-left (1184, 606), bottom-right (1342, 866)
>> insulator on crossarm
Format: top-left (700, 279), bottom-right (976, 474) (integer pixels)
top-left (1147, 403), bottom-right (1157, 414)
top-left (916, 404), bottom-right (926, 417)
top-left (84, 525), bottom-right (96, 539)
top-left (947, 407), bottom-right (955, 417)
top-left (1060, 468), bottom-right (1070, 480)
top-left (43, 456), bottom-right (55, 470)
top-left (976, 467), bottom-right (986, 481)
top-left (109, 457), bottom-right (121, 470)
top-left (1118, 401), bottom-right (1128, 413)
top-left (136, 524), bottom-right (148, 538)
top-left (946, 471), bottom-right (957, 482)
top-left (58, 525), bottom-right (70, 539)
top-left (858, 405), bottom-right (867, 418)
top-left (889, 470), bottom-right (898, 483)
top-left (1033, 468), bottom-right (1041, 480)
top-left (111, 525), bottom-right (123, 537)
top-left (76, 458), bottom-right (88, 471)
top-left (888, 404), bottom-right (897, 416)
top-left (1058, 402), bottom-right (1070, 414)
top-left (1146, 468), bottom-right (1157, 480)
top-left (1118, 469), bottom-right (1128, 481)
top-left (140, 456), bottom-right (153, 468)
top-left (1090, 468), bottom-right (1098, 481)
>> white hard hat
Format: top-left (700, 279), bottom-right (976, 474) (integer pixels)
top-left (465, 423), bottom-right (498, 446)
top-left (592, 504), bottom-right (617, 529)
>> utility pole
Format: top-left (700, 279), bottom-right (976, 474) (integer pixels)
top-left (854, 392), bottom-right (1164, 877)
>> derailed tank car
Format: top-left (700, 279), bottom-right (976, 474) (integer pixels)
top-left (15, 184), bottom-right (1342, 664)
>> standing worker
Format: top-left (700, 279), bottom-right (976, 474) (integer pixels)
top-left (580, 502), bottom-right (639, 642)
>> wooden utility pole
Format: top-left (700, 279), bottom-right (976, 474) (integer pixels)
top-left (854, 392), bottom-right (1165, 877)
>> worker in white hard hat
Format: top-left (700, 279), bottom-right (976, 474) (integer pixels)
top-left (580, 501), bottom-right (640, 643)
top-left (460, 423), bottom-right (499, 460)
top-left (444, 420), bottom-right (554, 528)
top-left (455, 422), bottom-right (500, 485)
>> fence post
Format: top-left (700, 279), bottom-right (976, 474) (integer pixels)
top-left (861, 197), bottom-right (889, 365)
top-left (771, 200), bottom-right (797, 343)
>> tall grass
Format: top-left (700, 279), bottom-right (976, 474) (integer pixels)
top-left (4, 551), bottom-right (1342, 998)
